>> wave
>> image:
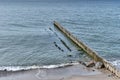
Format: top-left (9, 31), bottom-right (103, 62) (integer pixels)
top-left (10, 23), bottom-right (29, 28)
top-left (112, 60), bottom-right (120, 66)
top-left (0, 62), bottom-right (79, 71)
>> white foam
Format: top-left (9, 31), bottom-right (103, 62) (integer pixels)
top-left (112, 60), bottom-right (120, 66)
top-left (0, 62), bottom-right (79, 71)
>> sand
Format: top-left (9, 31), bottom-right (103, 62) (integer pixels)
top-left (0, 64), bottom-right (119, 80)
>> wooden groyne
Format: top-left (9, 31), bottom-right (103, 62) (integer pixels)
top-left (54, 21), bottom-right (120, 77)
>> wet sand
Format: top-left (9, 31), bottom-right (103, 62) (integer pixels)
top-left (0, 64), bottom-right (119, 80)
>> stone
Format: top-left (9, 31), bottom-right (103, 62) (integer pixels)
top-left (95, 62), bottom-right (104, 69)
top-left (78, 61), bottom-right (86, 66)
top-left (86, 60), bottom-right (95, 67)
top-left (67, 54), bottom-right (72, 57)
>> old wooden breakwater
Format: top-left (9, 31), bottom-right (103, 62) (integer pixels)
top-left (54, 21), bottom-right (120, 77)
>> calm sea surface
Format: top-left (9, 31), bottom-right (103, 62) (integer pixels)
top-left (0, 1), bottom-right (120, 70)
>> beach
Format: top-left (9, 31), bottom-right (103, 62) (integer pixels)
top-left (0, 0), bottom-right (120, 80)
top-left (0, 64), bottom-right (119, 80)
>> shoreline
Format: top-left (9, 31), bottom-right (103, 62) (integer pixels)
top-left (0, 64), bottom-right (119, 80)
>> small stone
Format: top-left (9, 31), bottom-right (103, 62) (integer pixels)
top-left (86, 60), bottom-right (95, 67)
top-left (4, 69), bottom-right (7, 71)
top-left (95, 62), bottom-right (104, 69)
top-left (92, 69), bottom-right (95, 72)
top-left (78, 61), bottom-right (86, 66)
top-left (108, 75), bottom-right (111, 77)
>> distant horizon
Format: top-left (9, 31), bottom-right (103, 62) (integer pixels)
top-left (0, 0), bottom-right (120, 2)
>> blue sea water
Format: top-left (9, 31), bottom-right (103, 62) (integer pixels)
top-left (0, 0), bottom-right (120, 70)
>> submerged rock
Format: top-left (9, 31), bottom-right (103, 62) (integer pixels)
top-left (53, 42), bottom-right (64, 52)
top-left (67, 54), bottom-right (72, 57)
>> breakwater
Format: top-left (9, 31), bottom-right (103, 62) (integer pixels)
top-left (54, 21), bottom-right (120, 77)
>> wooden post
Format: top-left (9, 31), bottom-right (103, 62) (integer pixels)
top-left (54, 21), bottom-right (120, 78)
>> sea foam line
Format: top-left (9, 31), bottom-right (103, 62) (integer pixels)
top-left (0, 62), bottom-right (79, 71)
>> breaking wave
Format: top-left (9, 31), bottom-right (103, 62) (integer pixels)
top-left (0, 62), bottom-right (79, 71)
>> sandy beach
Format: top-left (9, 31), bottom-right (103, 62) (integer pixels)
top-left (0, 64), bottom-right (119, 80)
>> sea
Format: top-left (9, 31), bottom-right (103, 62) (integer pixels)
top-left (0, 0), bottom-right (120, 71)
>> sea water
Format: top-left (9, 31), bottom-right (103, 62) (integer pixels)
top-left (0, 0), bottom-right (120, 70)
